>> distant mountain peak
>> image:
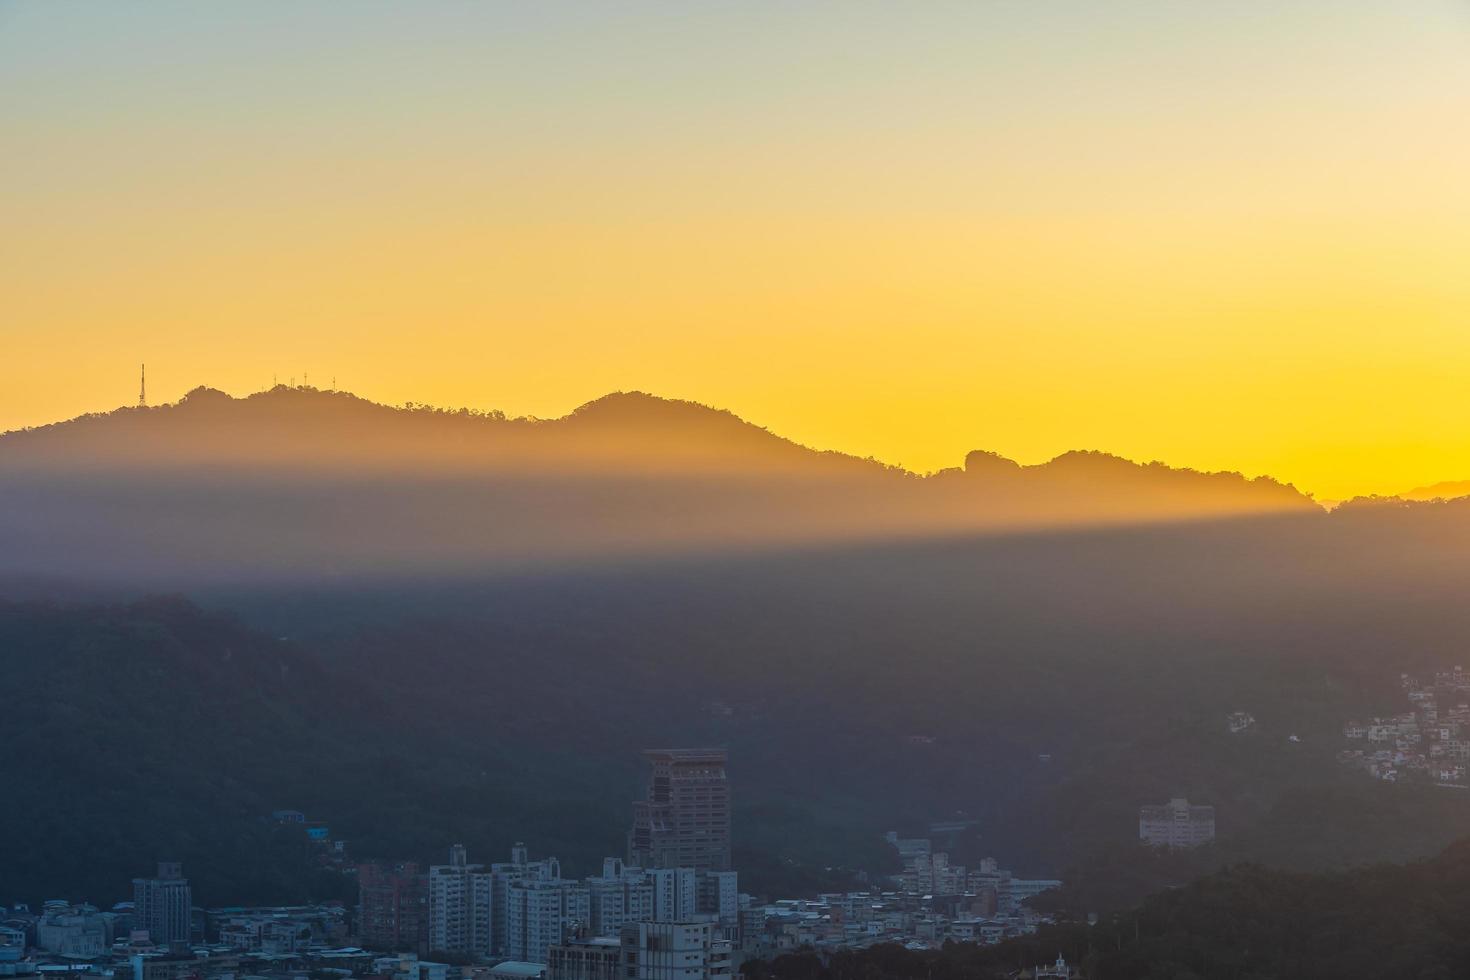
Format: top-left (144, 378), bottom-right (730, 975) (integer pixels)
top-left (1044, 449), bottom-right (1139, 469)
top-left (568, 390), bottom-right (743, 425)
top-left (1397, 479), bottom-right (1470, 503)
top-left (179, 385), bottom-right (233, 404)
top-left (963, 450), bottom-right (1022, 475)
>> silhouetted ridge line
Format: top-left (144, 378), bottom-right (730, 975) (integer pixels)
top-left (0, 384), bottom-right (1324, 582)
top-left (0, 384), bottom-right (1310, 487)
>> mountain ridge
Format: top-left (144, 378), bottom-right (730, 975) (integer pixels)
top-left (0, 384), bottom-right (1313, 494)
top-left (0, 384), bottom-right (1325, 583)
top-left (1398, 478), bottom-right (1470, 503)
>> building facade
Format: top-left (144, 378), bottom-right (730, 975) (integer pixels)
top-left (490, 844), bottom-right (562, 957)
top-left (618, 921), bottom-right (732, 980)
top-left (504, 879), bottom-right (589, 966)
top-left (586, 860), bottom-right (655, 938)
top-left (628, 749), bottom-right (731, 873)
top-left (359, 861), bottom-right (428, 953)
top-left (1138, 798), bottom-right (1216, 848)
top-left (428, 846), bottom-right (493, 957)
top-left (547, 936), bottom-right (621, 980)
top-left (132, 862), bottom-right (192, 947)
top-left (696, 871), bottom-right (739, 929)
top-left (35, 902), bottom-right (116, 958)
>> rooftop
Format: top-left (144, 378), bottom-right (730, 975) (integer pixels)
top-left (642, 748), bottom-right (728, 762)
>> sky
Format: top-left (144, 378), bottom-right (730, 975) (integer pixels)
top-left (3, 1), bottom-right (1469, 501)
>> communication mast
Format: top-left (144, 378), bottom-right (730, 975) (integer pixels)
top-left (139, 363), bottom-right (147, 408)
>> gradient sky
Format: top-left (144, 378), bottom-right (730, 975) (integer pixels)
top-left (4, 2), bottom-right (1469, 500)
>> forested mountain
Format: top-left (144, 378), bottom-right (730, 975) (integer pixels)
top-left (10, 496), bottom-right (1470, 910)
top-left (0, 386), bottom-right (1315, 583)
top-left (0, 595), bottom-right (891, 907)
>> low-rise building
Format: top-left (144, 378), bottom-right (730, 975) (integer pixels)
top-left (547, 936), bottom-right (620, 980)
top-left (619, 921), bottom-right (731, 980)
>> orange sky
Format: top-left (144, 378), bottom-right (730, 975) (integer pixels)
top-left (4, 2), bottom-right (1470, 500)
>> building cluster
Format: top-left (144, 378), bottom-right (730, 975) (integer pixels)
top-left (738, 883), bottom-right (1056, 957)
top-left (0, 869), bottom-right (355, 980)
top-left (360, 750), bottom-right (740, 979)
top-left (1226, 711), bottom-right (1256, 735)
top-left (269, 811), bottom-right (352, 872)
top-left (0, 751), bottom-right (742, 980)
top-left (1339, 669), bottom-right (1470, 786)
top-left (2, 749), bottom-right (1071, 980)
top-left (373, 847), bottom-right (740, 968)
top-left (718, 833), bottom-right (1068, 955)
top-left (881, 835), bottom-right (1058, 913)
top-left (1138, 798), bottom-right (1216, 849)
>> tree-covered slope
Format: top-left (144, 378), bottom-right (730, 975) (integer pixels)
top-left (747, 840), bottom-right (1470, 980)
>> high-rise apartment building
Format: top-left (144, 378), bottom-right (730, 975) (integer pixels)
top-left (585, 859), bottom-right (654, 938)
top-left (584, 860), bottom-right (735, 940)
top-left (648, 869), bottom-right (697, 924)
top-left (618, 921), bottom-right (732, 980)
top-left (695, 871), bottom-right (739, 929)
top-left (358, 861), bottom-right (428, 953)
top-left (490, 844), bottom-right (562, 957)
top-left (504, 878), bottom-right (589, 966)
top-left (132, 862), bottom-right (192, 947)
top-left (428, 845), bottom-right (493, 957)
top-left (628, 749), bottom-right (731, 873)
top-left (1138, 798), bottom-right (1216, 849)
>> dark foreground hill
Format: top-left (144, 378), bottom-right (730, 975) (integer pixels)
top-left (0, 598), bottom-right (648, 906)
top-left (0, 596), bottom-right (893, 907)
top-left (0, 386), bottom-right (1316, 583)
top-left (748, 840), bottom-right (1470, 980)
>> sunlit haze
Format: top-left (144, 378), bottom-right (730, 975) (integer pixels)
top-left (5, 2), bottom-right (1470, 500)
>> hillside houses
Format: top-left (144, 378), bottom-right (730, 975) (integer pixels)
top-left (1340, 669), bottom-right (1470, 787)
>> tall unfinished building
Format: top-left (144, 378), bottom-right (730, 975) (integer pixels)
top-left (628, 748), bottom-right (731, 872)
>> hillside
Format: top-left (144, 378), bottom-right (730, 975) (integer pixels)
top-left (12, 499), bottom-right (1470, 908)
top-left (0, 597), bottom-right (370, 904)
top-left (0, 596), bottom-right (890, 907)
top-left (749, 840), bottom-right (1470, 979)
top-left (0, 597), bottom-right (629, 906)
top-left (0, 386), bottom-right (1317, 584)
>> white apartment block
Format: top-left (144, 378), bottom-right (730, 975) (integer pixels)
top-left (586, 860), bottom-right (656, 938)
top-left (1138, 798), bottom-right (1216, 849)
top-left (649, 869), bottom-right (697, 924)
top-left (429, 845), bottom-right (493, 957)
top-left (490, 845), bottom-right (562, 956)
top-left (504, 879), bottom-right (590, 965)
top-left (618, 921), bottom-right (732, 980)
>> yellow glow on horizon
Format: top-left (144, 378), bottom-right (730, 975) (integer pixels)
top-left (3, 2), bottom-right (1470, 501)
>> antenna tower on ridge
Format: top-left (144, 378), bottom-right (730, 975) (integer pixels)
top-left (139, 363), bottom-right (147, 408)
